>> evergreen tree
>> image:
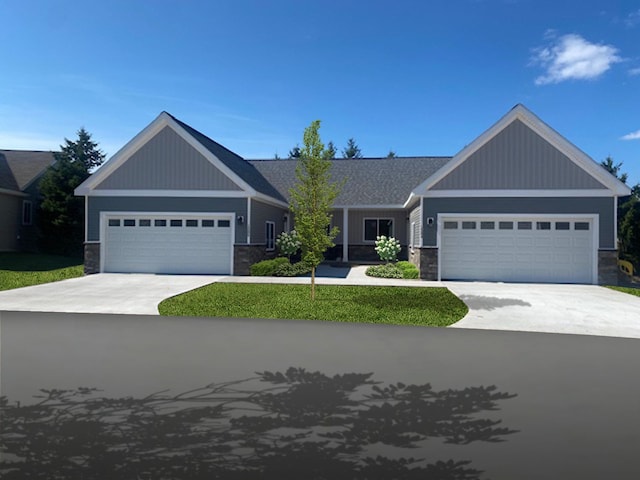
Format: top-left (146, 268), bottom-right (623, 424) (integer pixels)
top-left (38, 128), bottom-right (106, 256)
top-left (289, 120), bottom-right (342, 299)
top-left (288, 145), bottom-right (301, 159)
top-left (341, 138), bottom-right (362, 159)
top-left (326, 141), bottom-right (337, 159)
top-left (387, 150), bottom-right (397, 158)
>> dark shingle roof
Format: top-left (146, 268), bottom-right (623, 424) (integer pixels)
top-left (0, 150), bottom-right (55, 191)
top-left (167, 114), bottom-right (287, 203)
top-left (249, 157), bottom-right (452, 206)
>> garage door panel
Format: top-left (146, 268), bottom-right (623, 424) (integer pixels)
top-left (104, 215), bottom-right (232, 274)
top-left (441, 216), bottom-right (594, 283)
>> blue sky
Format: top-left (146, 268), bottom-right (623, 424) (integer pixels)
top-left (1, 0), bottom-right (639, 184)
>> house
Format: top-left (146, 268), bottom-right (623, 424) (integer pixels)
top-left (74, 105), bottom-right (630, 284)
top-left (0, 150), bottom-right (55, 252)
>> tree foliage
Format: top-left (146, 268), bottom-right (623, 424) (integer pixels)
top-left (600, 157), bottom-right (640, 267)
top-left (326, 140), bottom-right (337, 159)
top-left (288, 144), bottom-right (301, 159)
top-left (0, 367), bottom-right (518, 479)
top-left (342, 138), bottom-right (363, 159)
top-left (38, 128), bottom-right (105, 256)
top-left (289, 120), bottom-right (342, 299)
top-left (387, 150), bottom-right (397, 158)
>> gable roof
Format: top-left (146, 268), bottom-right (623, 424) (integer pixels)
top-left (250, 156), bottom-right (451, 207)
top-left (75, 112), bottom-right (286, 204)
top-left (413, 104), bottom-right (630, 197)
top-left (0, 150), bottom-right (55, 192)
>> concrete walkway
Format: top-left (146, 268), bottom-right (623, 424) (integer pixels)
top-left (1, 265), bottom-right (639, 338)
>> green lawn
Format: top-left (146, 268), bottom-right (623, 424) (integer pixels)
top-left (0, 253), bottom-right (83, 291)
top-left (159, 283), bottom-right (468, 327)
top-left (607, 285), bottom-right (640, 298)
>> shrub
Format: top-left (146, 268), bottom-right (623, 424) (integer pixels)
top-left (250, 257), bottom-right (289, 276)
top-left (274, 261), bottom-right (312, 277)
top-left (365, 263), bottom-right (403, 279)
top-left (374, 236), bottom-right (401, 262)
top-left (397, 261), bottom-right (419, 279)
top-left (276, 230), bottom-right (301, 258)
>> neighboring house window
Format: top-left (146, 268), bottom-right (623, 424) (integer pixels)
top-left (265, 221), bottom-right (275, 251)
top-left (22, 201), bottom-right (32, 226)
top-left (364, 218), bottom-right (393, 242)
top-left (283, 214), bottom-right (289, 233)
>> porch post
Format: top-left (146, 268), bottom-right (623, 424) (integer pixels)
top-left (342, 207), bottom-right (349, 263)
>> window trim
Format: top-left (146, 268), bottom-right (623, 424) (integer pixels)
top-left (22, 200), bottom-right (33, 226)
top-left (265, 221), bottom-right (276, 251)
top-left (363, 217), bottom-right (394, 242)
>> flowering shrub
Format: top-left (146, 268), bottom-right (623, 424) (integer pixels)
top-left (374, 235), bottom-right (401, 262)
top-left (276, 230), bottom-right (301, 258)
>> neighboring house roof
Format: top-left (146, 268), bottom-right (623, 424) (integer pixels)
top-left (0, 150), bottom-right (55, 192)
top-left (250, 157), bottom-right (451, 206)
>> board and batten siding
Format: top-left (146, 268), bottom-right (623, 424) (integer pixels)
top-left (87, 197), bottom-right (248, 244)
top-left (409, 204), bottom-right (422, 248)
top-left (422, 197), bottom-right (615, 249)
top-left (95, 127), bottom-right (242, 191)
top-left (330, 209), bottom-right (344, 243)
top-left (346, 209), bottom-right (408, 244)
top-left (431, 120), bottom-right (607, 191)
top-left (249, 199), bottom-right (287, 244)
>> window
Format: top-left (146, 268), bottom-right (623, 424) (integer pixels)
top-left (443, 221), bottom-right (458, 229)
top-left (518, 222), bottom-right (532, 230)
top-left (170, 219), bottom-right (182, 227)
top-left (462, 221), bottom-right (476, 230)
top-left (186, 219), bottom-right (198, 227)
top-left (218, 219), bottom-right (230, 227)
top-left (265, 221), bottom-right (275, 250)
top-left (499, 221), bottom-right (513, 230)
top-left (202, 219), bottom-right (215, 227)
top-left (139, 219), bottom-right (151, 227)
top-left (536, 222), bottom-right (551, 230)
top-left (555, 222), bottom-right (570, 230)
top-left (575, 222), bottom-right (590, 231)
top-left (154, 219), bottom-right (167, 227)
top-left (364, 218), bottom-right (394, 241)
top-left (108, 219), bottom-right (120, 227)
top-left (480, 221), bottom-right (495, 230)
top-left (22, 201), bottom-right (32, 225)
top-left (124, 219), bottom-right (135, 227)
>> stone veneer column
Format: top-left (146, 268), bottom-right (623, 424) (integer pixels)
top-left (234, 245), bottom-right (278, 275)
top-left (83, 242), bottom-right (101, 275)
top-left (418, 247), bottom-right (438, 281)
top-left (597, 250), bottom-right (620, 285)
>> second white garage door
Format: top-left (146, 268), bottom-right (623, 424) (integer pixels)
top-left (103, 214), bottom-right (234, 274)
top-left (440, 216), bottom-right (596, 284)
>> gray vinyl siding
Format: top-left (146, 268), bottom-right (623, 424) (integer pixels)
top-left (250, 199), bottom-right (288, 244)
top-left (96, 127), bottom-right (243, 191)
top-left (422, 197), bottom-right (615, 249)
top-left (346, 209), bottom-right (408, 244)
top-left (409, 204), bottom-right (422, 248)
top-left (431, 120), bottom-right (607, 190)
top-left (87, 197), bottom-right (247, 244)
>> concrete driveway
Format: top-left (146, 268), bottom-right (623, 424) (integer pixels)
top-left (446, 281), bottom-right (640, 339)
top-left (0, 274), bottom-right (223, 315)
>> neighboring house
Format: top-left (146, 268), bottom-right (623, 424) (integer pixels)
top-left (74, 105), bottom-right (630, 284)
top-left (0, 150), bottom-right (55, 252)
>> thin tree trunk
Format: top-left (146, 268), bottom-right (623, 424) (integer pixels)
top-left (311, 266), bottom-right (316, 300)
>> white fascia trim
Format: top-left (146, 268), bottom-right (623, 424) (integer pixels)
top-left (75, 112), bottom-right (253, 196)
top-left (252, 192), bottom-right (289, 209)
top-left (0, 188), bottom-right (28, 198)
top-left (423, 189), bottom-right (614, 198)
top-left (403, 193), bottom-right (419, 209)
top-left (412, 104), bottom-right (630, 197)
top-left (85, 189), bottom-right (251, 198)
top-left (333, 204), bottom-right (405, 209)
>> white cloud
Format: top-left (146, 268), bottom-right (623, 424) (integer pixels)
top-left (625, 9), bottom-right (640, 27)
top-left (532, 34), bottom-right (622, 85)
top-left (621, 130), bottom-right (640, 141)
top-left (629, 67), bottom-right (640, 76)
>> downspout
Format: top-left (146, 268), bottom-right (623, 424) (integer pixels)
top-left (342, 207), bottom-right (349, 263)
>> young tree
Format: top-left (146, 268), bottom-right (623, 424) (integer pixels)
top-left (38, 128), bottom-right (106, 256)
top-left (289, 120), bottom-right (342, 299)
top-left (341, 138), bottom-right (362, 159)
top-left (386, 150), bottom-right (397, 158)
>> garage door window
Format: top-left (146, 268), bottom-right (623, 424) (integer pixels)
top-left (480, 221), bottom-right (495, 230)
top-left (202, 220), bottom-right (214, 227)
top-left (536, 222), bottom-right (551, 230)
top-left (518, 222), bottom-right (532, 230)
top-left (462, 221), bottom-right (476, 230)
top-left (555, 222), bottom-right (570, 230)
top-left (155, 220), bottom-right (167, 227)
top-left (124, 219), bottom-right (135, 227)
top-left (218, 220), bottom-right (230, 227)
top-left (499, 221), bottom-right (513, 230)
top-left (139, 219), bottom-right (151, 227)
top-left (575, 222), bottom-right (590, 230)
top-left (108, 219), bottom-right (120, 227)
top-left (186, 220), bottom-right (198, 227)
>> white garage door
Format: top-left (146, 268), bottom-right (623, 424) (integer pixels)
top-left (440, 216), bottom-right (595, 283)
top-left (103, 214), bottom-right (233, 274)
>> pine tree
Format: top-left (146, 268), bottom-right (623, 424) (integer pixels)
top-left (341, 138), bottom-right (362, 159)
